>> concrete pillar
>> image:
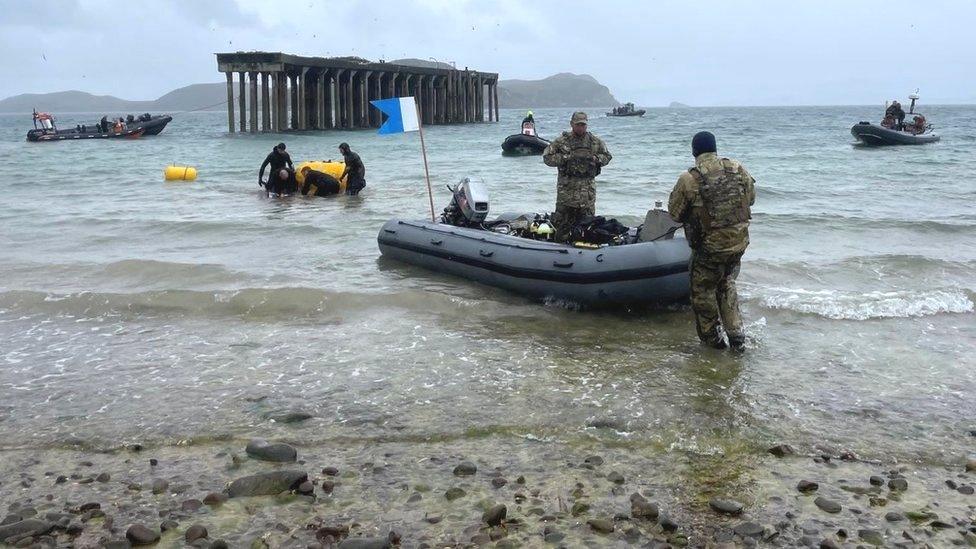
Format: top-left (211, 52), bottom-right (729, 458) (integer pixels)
top-left (494, 81), bottom-right (499, 122)
top-left (428, 76), bottom-right (436, 124)
top-left (272, 72), bottom-right (281, 132)
top-left (249, 72), bottom-right (258, 133)
top-left (289, 74), bottom-right (298, 130)
top-left (261, 72), bottom-right (271, 132)
top-left (225, 72), bottom-right (234, 133)
top-left (238, 71), bottom-right (246, 132)
top-left (477, 75), bottom-right (484, 122)
top-left (346, 70), bottom-right (356, 129)
top-left (299, 69), bottom-right (308, 130)
top-left (332, 69), bottom-right (344, 129)
top-left (315, 71), bottom-right (324, 129)
top-left (324, 71), bottom-right (334, 129)
top-left (360, 71), bottom-right (371, 127)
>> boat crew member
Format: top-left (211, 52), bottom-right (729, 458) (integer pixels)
top-left (259, 142), bottom-right (294, 193)
top-left (338, 143), bottom-right (366, 195)
top-left (885, 101), bottom-right (905, 130)
top-left (298, 166), bottom-right (342, 196)
top-left (99, 116), bottom-right (108, 133)
top-left (542, 111), bottom-right (612, 242)
top-left (522, 110), bottom-right (534, 125)
top-left (668, 131), bottom-right (755, 351)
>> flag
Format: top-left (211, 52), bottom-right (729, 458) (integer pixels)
top-left (370, 97), bottom-right (420, 135)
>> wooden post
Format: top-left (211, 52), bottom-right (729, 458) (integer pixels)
top-left (225, 72), bottom-right (234, 133)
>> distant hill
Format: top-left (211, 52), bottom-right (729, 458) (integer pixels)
top-left (498, 73), bottom-right (618, 108)
top-left (0, 83), bottom-right (233, 113)
top-left (1, 71), bottom-right (620, 113)
top-left (669, 101), bottom-right (690, 108)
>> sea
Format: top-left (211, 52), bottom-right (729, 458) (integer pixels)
top-left (0, 106), bottom-right (974, 528)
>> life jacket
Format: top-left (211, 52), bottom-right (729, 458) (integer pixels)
top-left (689, 158), bottom-right (751, 233)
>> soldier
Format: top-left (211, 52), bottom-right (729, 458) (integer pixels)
top-left (542, 112), bottom-right (612, 242)
top-left (668, 131), bottom-right (756, 351)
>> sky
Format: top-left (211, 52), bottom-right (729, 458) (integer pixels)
top-left (1, 0), bottom-right (973, 106)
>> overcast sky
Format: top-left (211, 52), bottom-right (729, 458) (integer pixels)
top-left (1, 0), bottom-right (973, 106)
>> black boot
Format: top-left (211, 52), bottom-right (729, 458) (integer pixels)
top-left (729, 335), bottom-right (746, 352)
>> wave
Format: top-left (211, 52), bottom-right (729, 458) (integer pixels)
top-left (0, 286), bottom-right (528, 321)
top-left (752, 212), bottom-right (976, 233)
top-left (757, 286), bottom-right (975, 320)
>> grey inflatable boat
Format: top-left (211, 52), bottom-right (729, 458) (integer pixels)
top-left (377, 180), bottom-right (691, 307)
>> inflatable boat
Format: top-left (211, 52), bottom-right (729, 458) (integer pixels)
top-left (850, 122), bottom-right (940, 145)
top-left (128, 114), bottom-right (172, 136)
top-left (377, 180), bottom-right (691, 307)
top-left (26, 111), bottom-right (150, 142)
top-left (501, 133), bottom-right (550, 156)
top-left (607, 102), bottom-right (646, 117)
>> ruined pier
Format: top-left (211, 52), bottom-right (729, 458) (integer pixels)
top-left (216, 52), bottom-right (499, 133)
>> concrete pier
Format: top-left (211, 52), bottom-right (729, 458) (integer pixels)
top-left (217, 52), bottom-right (498, 132)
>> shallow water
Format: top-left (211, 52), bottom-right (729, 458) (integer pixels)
top-left (0, 105), bottom-right (974, 484)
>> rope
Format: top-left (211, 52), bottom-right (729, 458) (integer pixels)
top-left (174, 99), bottom-right (229, 114)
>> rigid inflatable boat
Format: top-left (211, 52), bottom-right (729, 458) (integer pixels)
top-left (128, 114), bottom-right (172, 136)
top-left (607, 102), bottom-right (646, 117)
top-left (377, 180), bottom-right (691, 307)
top-left (501, 133), bottom-right (550, 156)
top-left (850, 122), bottom-right (939, 146)
top-left (26, 111), bottom-right (150, 142)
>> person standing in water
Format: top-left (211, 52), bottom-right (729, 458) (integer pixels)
top-left (338, 143), bottom-right (366, 195)
top-left (258, 142), bottom-right (294, 195)
top-left (668, 131), bottom-right (755, 351)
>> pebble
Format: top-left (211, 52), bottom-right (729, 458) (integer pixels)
top-left (322, 466), bottom-right (339, 476)
top-left (958, 484), bottom-right (974, 495)
top-left (607, 471), bottom-right (625, 484)
top-left (885, 511), bottom-right (905, 522)
top-left (181, 499), bottom-right (203, 512)
top-left (659, 513), bottom-right (678, 532)
top-left (858, 528), bottom-right (883, 545)
top-left (583, 455), bottom-right (604, 466)
top-left (149, 459), bottom-right (158, 467)
top-left (586, 518), bottom-right (614, 534)
top-left (160, 520), bottom-right (179, 532)
top-left (966, 459), bottom-right (976, 472)
top-left (868, 475), bottom-right (884, 486)
top-left (768, 444), bottom-right (796, 457)
top-left (490, 477), bottom-right (508, 488)
top-left (571, 502), bottom-right (589, 516)
top-left (297, 481), bottom-right (315, 496)
top-left (211, 540), bottom-right (230, 549)
top-left (150, 479), bottom-right (168, 495)
top-left (452, 462), bottom-right (477, 476)
top-left (483, 504), bottom-right (506, 526)
top-left (204, 492), bottom-right (228, 506)
top-left (631, 499), bottom-right (659, 519)
top-left (888, 478), bottom-right (908, 491)
top-left (96, 473), bottom-right (111, 483)
top-left (797, 480), bottom-right (819, 493)
top-left (185, 524), bottom-right (208, 543)
top-left (54, 475), bottom-right (67, 485)
top-left (814, 497), bottom-right (841, 514)
top-left (444, 487), bottom-right (465, 501)
top-left (709, 498), bottom-right (744, 515)
top-left (125, 524), bottom-right (160, 546)
top-left (337, 537), bottom-right (391, 549)
top-left (244, 439), bottom-right (297, 463)
top-left (819, 539), bottom-right (841, 549)
top-left (733, 521), bottom-right (764, 538)
top-left (225, 470), bottom-right (308, 498)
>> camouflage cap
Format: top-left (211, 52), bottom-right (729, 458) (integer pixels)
top-left (571, 111), bottom-right (588, 125)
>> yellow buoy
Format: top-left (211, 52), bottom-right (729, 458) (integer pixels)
top-left (164, 165), bottom-right (197, 181)
top-left (295, 160), bottom-right (346, 186)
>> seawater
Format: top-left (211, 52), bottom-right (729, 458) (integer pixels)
top-left (0, 106), bottom-right (973, 472)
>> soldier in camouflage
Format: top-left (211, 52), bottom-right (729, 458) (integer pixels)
top-left (542, 112), bottom-right (612, 242)
top-left (669, 131), bottom-right (756, 351)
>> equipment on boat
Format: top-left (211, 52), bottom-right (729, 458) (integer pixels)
top-left (377, 179), bottom-right (690, 307)
top-left (852, 90), bottom-right (940, 146)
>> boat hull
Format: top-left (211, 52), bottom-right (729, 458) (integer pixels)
top-left (501, 133), bottom-right (550, 156)
top-left (606, 110), bottom-right (646, 117)
top-left (27, 127), bottom-right (145, 142)
top-left (850, 122), bottom-right (940, 146)
top-left (377, 219), bottom-right (691, 307)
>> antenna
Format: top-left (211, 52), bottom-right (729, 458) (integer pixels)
top-left (908, 88), bottom-right (919, 114)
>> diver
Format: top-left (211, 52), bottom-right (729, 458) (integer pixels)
top-left (338, 143), bottom-right (366, 195)
top-left (258, 142), bottom-right (294, 193)
top-left (265, 168), bottom-right (297, 197)
top-left (298, 166), bottom-right (342, 196)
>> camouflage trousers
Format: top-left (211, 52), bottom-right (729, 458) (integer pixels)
top-left (689, 251), bottom-right (744, 345)
top-left (552, 203), bottom-right (595, 243)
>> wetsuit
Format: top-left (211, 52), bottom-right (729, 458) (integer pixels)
top-left (341, 150), bottom-right (366, 195)
top-left (259, 148), bottom-right (294, 195)
top-left (299, 170), bottom-right (342, 196)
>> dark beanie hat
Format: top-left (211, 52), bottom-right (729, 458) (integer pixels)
top-left (276, 142), bottom-right (286, 150)
top-left (691, 131), bottom-right (717, 157)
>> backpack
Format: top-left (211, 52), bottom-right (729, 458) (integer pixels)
top-left (689, 159), bottom-right (751, 232)
top-left (570, 215), bottom-right (629, 244)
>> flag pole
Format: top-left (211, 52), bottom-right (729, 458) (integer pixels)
top-left (415, 99), bottom-right (436, 222)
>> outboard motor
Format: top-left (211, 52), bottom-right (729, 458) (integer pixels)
top-left (441, 178), bottom-right (490, 227)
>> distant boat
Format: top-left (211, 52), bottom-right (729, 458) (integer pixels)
top-left (851, 91), bottom-right (939, 146)
top-left (501, 121), bottom-right (550, 156)
top-left (607, 102), bottom-right (645, 117)
top-left (25, 111), bottom-right (170, 142)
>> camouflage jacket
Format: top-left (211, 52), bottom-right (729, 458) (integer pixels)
top-left (543, 131), bottom-right (612, 208)
top-left (668, 152), bottom-right (756, 256)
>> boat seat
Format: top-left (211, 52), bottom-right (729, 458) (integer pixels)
top-left (638, 209), bottom-right (682, 242)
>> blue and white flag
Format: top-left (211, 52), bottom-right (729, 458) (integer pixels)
top-left (370, 96), bottom-right (420, 135)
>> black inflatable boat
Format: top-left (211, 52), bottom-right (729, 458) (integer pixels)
top-left (377, 180), bottom-right (691, 307)
top-left (850, 122), bottom-right (940, 146)
top-left (501, 133), bottom-right (550, 156)
top-left (129, 114), bottom-right (172, 136)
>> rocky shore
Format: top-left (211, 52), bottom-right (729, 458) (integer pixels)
top-left (0, 437), bottom-right (974, 548)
